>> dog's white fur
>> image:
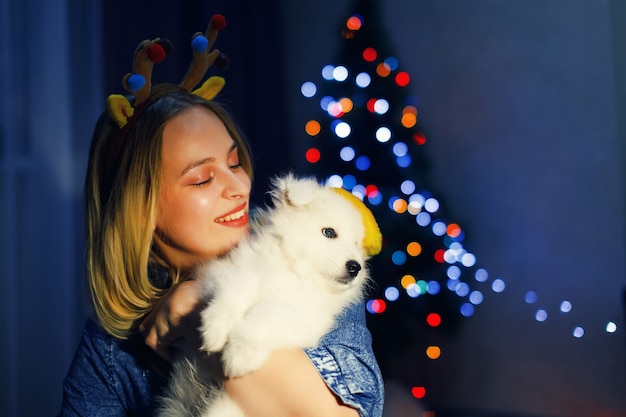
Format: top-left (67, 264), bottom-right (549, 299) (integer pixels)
top-left (157, 174), bottom-right (375, 417)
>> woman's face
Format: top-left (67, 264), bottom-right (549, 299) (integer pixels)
top-left (154, 106), bottom-right (252, 270)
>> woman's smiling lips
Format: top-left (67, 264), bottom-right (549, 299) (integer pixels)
top-left (215, 202), bottom-right (249, 227)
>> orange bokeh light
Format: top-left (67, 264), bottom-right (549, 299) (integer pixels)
top-left (305, 120), bottom-right (321, 136)
top-left (406, 242), bottom-right (422, 256)
top-left (346, 16), bottom-right (362, 30)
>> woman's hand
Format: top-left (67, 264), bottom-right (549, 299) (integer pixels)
top-left (140, 282), bottom-right (359, 417)
top-left (139, 280), bottom-right (205, 361)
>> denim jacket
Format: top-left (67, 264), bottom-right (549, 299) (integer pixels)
top-left (58, 301), bottom-right (385, 417)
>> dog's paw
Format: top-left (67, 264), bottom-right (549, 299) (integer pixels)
top-left (221, 339), bottom-right (270, 378)
top-left (199, 308), bottom-right (231, 353)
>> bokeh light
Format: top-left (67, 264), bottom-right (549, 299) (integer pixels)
top-left (321, 65), bottom-right (335, 80)
top-left (401, 274), bottom-right (416, 289)
top-left (392, 198), bottom-right (408, 214)
top-left (305, 148), bottom-right (320, 164)
top-left (392, 251), bottom-right (407, 265)
top-left (373, 98), bottom-right (389, 114)
top-left (339, 146), bottom-right (355, 162)
top-left (384, 56), bottom-right (398, 71)
top-left (333, 66), bottom-right (349, 82)
top-left (411, 387), bottom-right (426, 399)
top-left (346, 15), bottom-right (363, 30)
top-left (333, 121), bottom-right (351, 138)
top-left (460, 303), bottom-right (475, 317)
top-left (413, 131), bottom-right (427, 145)
top-left (376, 62), bottom-right (391, 77)
top-left (401, 112), bottom-right (417, 128)
top-left (395, 71), bottom-right (411, 87)
top-left (363, 47), bottom-right (377, 62)
top-left (492, 279), bottom-right (506, 293)
top-left (475, 268), bottom-right (488, 282)
top-left (305, 120), bottom-right (321, 136)
top-left (375, 126), bottom-right (392, 143)
top-left (469, 290), bottom-right (484, 305)
top-left (301, 81), bottom-right (317, 97)
top-left (525, 291), bottom-right (538, 304)
top-left (355, 72), bottom-right (371, 88)
top-left (366, 299), bottom-right (387, 314)
top-left (385, 287), bottom-right (400, 302)
top-left (400, 180), bottom-right (415, 194)
top-left (355, 155), bottom-right (371, 170)
top-left (426, 346), bottom-right (441, 360)
top-left (426, 313), bottom-right (442, 327)
top-left (573, 326), bottom-right (585, 338)
top-left (535, 309), bottom-right (548, 322)
top-left (406, 241), bottom-right (422, 256)
top-left (393, 142), bottom-right (408, 157)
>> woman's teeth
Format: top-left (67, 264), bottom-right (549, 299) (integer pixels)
top-left (215, 209), bottom-right (246, 223)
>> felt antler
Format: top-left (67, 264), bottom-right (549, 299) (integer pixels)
top-left (180, 14), bottom-right (228, 99)
top-left (123, 38), bottom-right (172, 104)
top-left (107, 38), bottom-right (172, 128)
top-left (106, 15), bottom-right (227, 128)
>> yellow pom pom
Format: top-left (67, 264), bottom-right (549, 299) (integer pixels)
top-left (106, 94), bottom-right (134, 128)
top-left (332, 187), bottom-right (383, 256)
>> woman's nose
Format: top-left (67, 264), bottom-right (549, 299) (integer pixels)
top-left (222, 170), bottom-right (250, 198)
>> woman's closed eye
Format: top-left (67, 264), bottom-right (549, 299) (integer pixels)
top-left (228, 149), bottom-right (241, 170)
top-left (192, 175), bottom-right (214, 187)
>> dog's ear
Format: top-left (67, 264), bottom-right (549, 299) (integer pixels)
top-left (270, 173), bottom-right (321, 207)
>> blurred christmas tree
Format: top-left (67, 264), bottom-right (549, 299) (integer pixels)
top-left (296, 0), bottom-right (621, 409)
top-left (297, 0), bottom-right (494, 400)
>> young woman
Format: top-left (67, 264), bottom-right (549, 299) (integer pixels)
top-left (57, 84), bottom-right (385, 416)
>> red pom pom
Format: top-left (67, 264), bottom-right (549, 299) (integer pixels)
top-left (210, 14), bottom-right (226, 31)
top-left (146, 44), bottom-right (166, 63)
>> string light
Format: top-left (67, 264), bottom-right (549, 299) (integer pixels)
top-left (426, 346), bottom-right (441, 359)
top-left (346, 15), bottom-right (363, 31)
top-left (375, 126), bottom-right (392, 143)
top-left (305, 148), bottom-right (321, 164)
top-left (413, 131), bottom-right (427, 145)
top-left (426, 313), bottom-right (442, 327)
top-left (395, 71), bottom-right (411, 87)
top-left (299, 10), bottom-right (620, 404)
top-left (384, 57), bottom-right (399, 71)
top-left (339, 146), bottom-right (355, 162)
top-left (363, 47), bottom-right (377, 62)
top-left (411, 387), bottom-right (426, 399)
top-left (385, 287), bottom-right (400, 301)
top-left (376, 62), bottom-right (391, 77)
top-left (301, 81), bottom-right (317, 97)
top-left (304, 120), bottom-right (321, 136)
top-left (356, 72), bottom-right (371, 87)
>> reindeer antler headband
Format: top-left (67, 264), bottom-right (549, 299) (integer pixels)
top-left (106, 14), bottom-right (228, 129)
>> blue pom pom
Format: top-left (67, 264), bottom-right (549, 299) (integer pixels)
top-left (127, 74), bottom-right (146, 92)
top-left (191, 35), bottom-right (209, 53)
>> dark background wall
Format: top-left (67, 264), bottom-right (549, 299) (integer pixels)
top-left (1, 0), bottom-right (624, 416)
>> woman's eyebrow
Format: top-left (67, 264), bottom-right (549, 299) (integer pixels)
top-left (179, 143), bottom-right (238, 176)
top-left (181, 157), bottom-right (215, 176)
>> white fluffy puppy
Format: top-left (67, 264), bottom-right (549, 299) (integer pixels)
top-left (158, 174), bottom-right (382, 417)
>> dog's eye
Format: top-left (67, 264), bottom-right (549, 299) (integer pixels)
top-left (321, 227), bottom-right (337, 239)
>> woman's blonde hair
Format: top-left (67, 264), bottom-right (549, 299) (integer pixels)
top-left (85, 89), bottom-right (253, 339)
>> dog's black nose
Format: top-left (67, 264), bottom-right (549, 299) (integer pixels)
top-left (346, 260), bottom-right (361, 278)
